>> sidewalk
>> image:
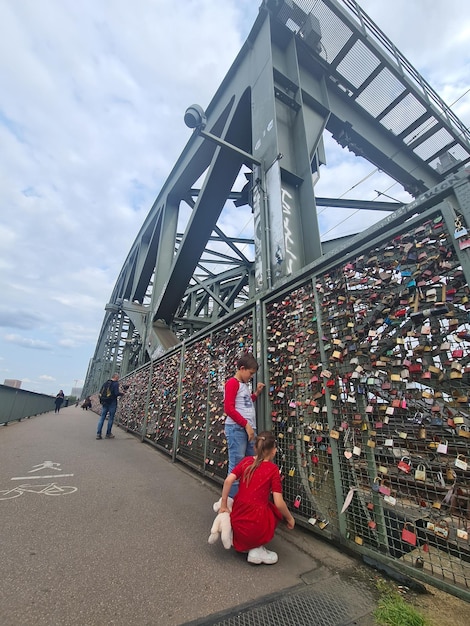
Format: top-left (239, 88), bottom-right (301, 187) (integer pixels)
top-left (0, 406), bottom-right (465, 625)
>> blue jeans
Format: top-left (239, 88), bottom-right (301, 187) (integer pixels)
top-left (97, 402), bottom-right (117, 437)
top-left (225, 423), bottom-right (256, 498)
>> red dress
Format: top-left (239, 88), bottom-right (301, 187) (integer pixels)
top-left (230, 457), bottom-right (283, 552)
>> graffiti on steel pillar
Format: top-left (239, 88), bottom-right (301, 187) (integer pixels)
top-left (280, 186), bottom-right (299, 277)
top-left (253, 178), bottom-right (263, 290)
top-left (266, 162), bottom-right (286, 281)
top-left (264, 162), bottom-right (302, 284)
top-left (253, 160), bottom-right (302, 288)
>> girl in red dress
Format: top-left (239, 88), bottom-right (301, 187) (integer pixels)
top-left (220, 431), bottom-right (295, 564)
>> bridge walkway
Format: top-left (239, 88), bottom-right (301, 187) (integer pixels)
top-left (0, 405), bottom-right (395, 625)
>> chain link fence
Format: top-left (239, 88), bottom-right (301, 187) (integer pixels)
top-left (93, 184), bottom-right (470, 600)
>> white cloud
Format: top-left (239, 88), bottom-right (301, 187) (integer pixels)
top-left (4, 334), bottom-right (52, 351)
top-left (58, 339), bottom-right (78, 349)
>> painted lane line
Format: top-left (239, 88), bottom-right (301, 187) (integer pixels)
top-left (11, 474), bottom-right (75, 480)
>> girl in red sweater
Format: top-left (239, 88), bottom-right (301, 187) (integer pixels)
top-left (220, 431), bottom-right (295, 565)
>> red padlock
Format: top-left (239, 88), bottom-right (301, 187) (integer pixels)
top-left (401, 523), bottom-right (417, 546)
top-left (397, 456), bottom-right (411, 473)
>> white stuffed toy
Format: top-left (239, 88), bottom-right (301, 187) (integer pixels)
top-left (208, 497), bottom-right (233, 550)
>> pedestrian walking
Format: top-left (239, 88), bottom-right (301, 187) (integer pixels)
top-left (96, 374), bottom-right (123, 439)
top-left (54, 390), bottom-right (65, 413)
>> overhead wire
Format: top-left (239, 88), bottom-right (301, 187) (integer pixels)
top-left (318, 87), bottom-right (470, 237)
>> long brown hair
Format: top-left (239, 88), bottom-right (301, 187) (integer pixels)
top-left (242, 431), bottom-right (277, 485)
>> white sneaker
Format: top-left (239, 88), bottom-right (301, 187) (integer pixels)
top-left (247, 546), bottom-right (278, 565)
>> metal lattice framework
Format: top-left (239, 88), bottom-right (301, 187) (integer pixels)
top-left (83, 0), bottom-right (470, 396)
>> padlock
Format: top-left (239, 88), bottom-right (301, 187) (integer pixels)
top-left (401, 523), bottom-right (417, 546)
top-left (379, 483), bottom-right (391, 496)
top-left (398, 456), bottom-right (411, 473)
top-left (454, 226), bottom-right (468, 239)
top-left (437, 440), bottom-right (448, 454)
top-left (434, 520), bottom-right (449, 539)
top-left (293, 495), bottom-right (301, 509)
top-left (414, 464), bottom-right (426, 481)
top-left (436, 471), bottom-right (446, 488)
top-left (446, 466), bottom-right (456, 482)
top-left (459, 425), bottom-right (470, 439)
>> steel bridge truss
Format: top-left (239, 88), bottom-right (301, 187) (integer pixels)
top-left (84, 0), bottom-right (470, 395)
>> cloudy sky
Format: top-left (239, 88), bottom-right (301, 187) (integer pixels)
top-left (1, 0), bottom-right (469, 396)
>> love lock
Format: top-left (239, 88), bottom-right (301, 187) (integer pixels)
top-left (454, 216), bottom-right (468, 239)
top-left (397, 456), bottom-right (412, 473)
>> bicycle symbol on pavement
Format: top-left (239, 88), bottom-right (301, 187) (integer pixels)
top-left (0, 483), bottom-right (77, 500)
top-left (0, 461), bottom-right (78, 501)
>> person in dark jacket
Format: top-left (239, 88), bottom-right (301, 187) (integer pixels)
top-left (96, 374), bottom-right (123, 439)
top-left (54, 390), bottom-right (65, 413)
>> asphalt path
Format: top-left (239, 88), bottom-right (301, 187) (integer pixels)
top-left (0, 406), bottom-right (335, 626)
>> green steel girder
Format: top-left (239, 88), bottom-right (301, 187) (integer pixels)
top-left (176, 265), bottom-right (252, 325)
top-left (84, 0), bottom-right (470, 395)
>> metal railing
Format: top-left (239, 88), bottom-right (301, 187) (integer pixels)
top-left (94, 172), bottom-right (470, 602)
top-left (0, 385), bottom-right (55, 425)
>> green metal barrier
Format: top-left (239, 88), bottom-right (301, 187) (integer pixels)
top-left (0, 385), bottom-right (55, 425)
top-left (111, 199), bottom-right (470, 602)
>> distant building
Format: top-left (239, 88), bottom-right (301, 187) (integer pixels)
top-left (4, 379), bottom-right (22, 388)
top-left (71, 387), bottom-right (83, 398)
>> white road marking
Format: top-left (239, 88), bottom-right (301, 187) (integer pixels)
top-left (11, 474), bottom-right (74, 480)
top-left (29, 461), bottom-right (63, 472)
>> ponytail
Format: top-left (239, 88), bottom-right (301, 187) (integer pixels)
top-left (243, 431), bottom-right (277, 485)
